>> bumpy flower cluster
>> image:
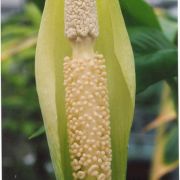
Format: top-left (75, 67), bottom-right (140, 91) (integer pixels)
top-left (65, 0), bottom-right (99, 40)
top-left (64, 54), bottom-right (112, 179)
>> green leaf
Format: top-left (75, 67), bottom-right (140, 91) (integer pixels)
top-left (129, 28), bottom-right (175, 53)
top-left (2, 26), bottom-right (35, 39)
top-left (120, 0), bottom-right (161, 29)
top-left (158, 16), bottom-right (177, 42)
top-left (136, 49), bottom-right (177, 93)
top-left (167, 78), bottom-right (178, 114)
top-left (129, 27), bottom-right (177, 93)
top-left (25, 3), bottom-right (41, 27)
top-left (163, 126), bottom-right (178, 164)
top-left (30, 0), bottom-right (45, 11)
top-left (29, 125), bottom-right (45, 139)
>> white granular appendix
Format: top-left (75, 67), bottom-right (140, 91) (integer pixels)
top-left (64, 55), bottom-right (112, 180)
top-left (65, 0), bottom-right (99, 39)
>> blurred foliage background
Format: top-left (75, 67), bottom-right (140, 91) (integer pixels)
top-left (2, 0), bottom-right (178, 180)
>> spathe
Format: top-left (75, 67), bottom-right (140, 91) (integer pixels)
top-left (35, 0), bottom-right (135, 179)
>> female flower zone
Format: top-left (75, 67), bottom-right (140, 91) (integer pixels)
top-left (35, 0), bottom-right (135, 179)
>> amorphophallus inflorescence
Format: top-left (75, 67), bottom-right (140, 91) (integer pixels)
top-left (35, 0), bottom-right (136, 179)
